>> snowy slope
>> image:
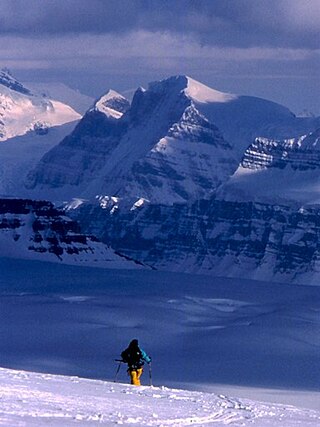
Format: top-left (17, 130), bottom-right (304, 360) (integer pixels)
top-left (0, 121), bottom-right (78, 197)
top-left (0, 69), bottom-right (80, 141)
top-left (1, 368), bottom-right (319, 426)
top-left (26, 81), bottom-right (94, 115)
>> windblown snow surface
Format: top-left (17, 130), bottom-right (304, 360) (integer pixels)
top-left (0, 258), bottom-right (319, 425)
top-left (1, 367), bottom-right (319, 426)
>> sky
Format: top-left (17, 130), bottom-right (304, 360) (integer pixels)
top-left (0, 0), bottom-right (319, 114)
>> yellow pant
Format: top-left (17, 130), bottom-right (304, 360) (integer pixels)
top-left (129, 368), bottom-right (143, 386)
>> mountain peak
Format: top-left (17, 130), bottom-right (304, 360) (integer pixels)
top-left (94, 90), bottom-right (130, 119)
top-left (102, 89), bottom-right (125, 102)
top-left (147, 75), bottom-right (237, 104)
top-left (148, 75), bottom-right (189, 95)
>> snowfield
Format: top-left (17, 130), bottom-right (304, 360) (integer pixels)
top-left (0, 367), bottom-right (319, 426)
top-left (0, 257), bottom-right (319, 426)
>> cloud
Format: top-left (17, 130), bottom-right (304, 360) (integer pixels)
top-left (0, 1), bottom-right (318, 114)
top-left (1, 31), bottom-right (317, 70)
top-left (0, 0), bottom-right (319, 49)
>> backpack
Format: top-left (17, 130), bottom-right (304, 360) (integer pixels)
top-left (121, 346), bottom-right (143, 368)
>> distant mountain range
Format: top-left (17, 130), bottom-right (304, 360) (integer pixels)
top-left (0, 73), bottom-right (319, 283)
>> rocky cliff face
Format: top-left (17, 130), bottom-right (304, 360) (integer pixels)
top-left (242, 129), bottom-right (320, 171)
top-left (0, 198), bottom-right (141, 268)
top-left (69, 196), bottom-right (320, 285)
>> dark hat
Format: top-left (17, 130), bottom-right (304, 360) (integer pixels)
top-left (130, 339), bottom-right (139, 346)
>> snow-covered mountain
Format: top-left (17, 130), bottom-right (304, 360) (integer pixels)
top-left (26, 76), bottom-right (238, 204)
top-left (25, 81), bottom-right (94, 115)
top-left (218, 128), bottom-right (320, 205)
top-left (241, 128), bottom-right (320, 172)
top-left (1, 367), bottom-right (319, 426)
top-left (0, 198), bottom-right (142, 268)
top-left (0, 69), bottom-right (80, 141)
top-left (93, 89), bottom-right (130, 118)
top-left (26, 75), bottom-right (320, 204)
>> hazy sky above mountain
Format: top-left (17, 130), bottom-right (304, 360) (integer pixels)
top-left (0, 0), bottom-right (319, 114)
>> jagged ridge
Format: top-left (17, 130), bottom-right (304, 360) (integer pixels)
top-left (242, 129), bottom-right (320, 171)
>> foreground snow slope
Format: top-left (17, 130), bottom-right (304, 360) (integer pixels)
top-left (1, 258), bottom-right (319, 405)
top-left (0, 368), bottom-right (319, 427)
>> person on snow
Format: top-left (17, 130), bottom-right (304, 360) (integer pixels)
top-left (121, 339), bottom-right (151, 386)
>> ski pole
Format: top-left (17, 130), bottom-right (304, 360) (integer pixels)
top-left (148, 362), bottom-right (152, 386)
top-left (114, 360), bottom-right (124, 383)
